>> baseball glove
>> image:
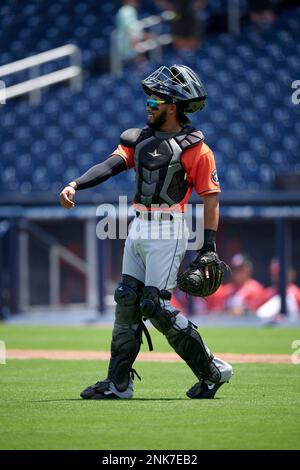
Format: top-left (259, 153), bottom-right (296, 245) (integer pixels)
top-left (177, 251), bottom-right (227, 297)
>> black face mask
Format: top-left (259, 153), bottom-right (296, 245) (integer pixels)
top-left (147, 109), bottom-right (168, 130)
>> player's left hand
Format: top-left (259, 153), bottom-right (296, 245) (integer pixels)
top-left (177, 251), bottom-right (228, 297)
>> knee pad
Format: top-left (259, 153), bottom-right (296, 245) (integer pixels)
top-left (114, 274), bottom-right (143, 306)
top-left (139, 286), bottom-right (159, 319)
top-left (139, 286), bottom-right (173, 317)
top-left (114, 283), bottom-right (139, 306)
top-left (140, 286), bottom-right (179, 334)
top-left (114, 275), bottom-right (144, 324)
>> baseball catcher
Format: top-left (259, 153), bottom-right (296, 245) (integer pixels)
top-left (60, 64), bottom-right (233, 400)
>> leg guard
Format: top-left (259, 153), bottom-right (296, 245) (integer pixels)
top-left (107, 275), bottom-right (144, 394)
top-left (140, 286), bottom-right (221, 383)
top-left (80, 275), bottom-right (144, 400)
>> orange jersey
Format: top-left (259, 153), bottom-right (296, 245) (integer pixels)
top-left (111, 140), bottom-right (220, 211)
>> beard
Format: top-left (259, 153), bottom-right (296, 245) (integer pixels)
top-left (147, 109), bottom-right (168, 130)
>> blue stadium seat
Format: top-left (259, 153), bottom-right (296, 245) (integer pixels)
top-left (210, 110), bottom-right (228, 130)
top-left (0, 1), bottom-right (299, 198)
top-left (261, 122), bottom-right (280, 143)
top-left (215, 137), bottom-right (238, 159)
top-left (248, 137), bottom-right (270, 159)
top-left (228, 122), bottom-right (248, 143)
top-left (224, 164), bottom-right (245, 190)
top-left (259, 164), bottom-right (275, 186)
top-left (270, 150), bottom-right (288, 169)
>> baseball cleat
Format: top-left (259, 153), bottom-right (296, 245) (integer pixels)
top-left (80, 380), bottom-right (120, 400)
top-left (80, 378), bottom-right (134, 400)
top-left (186, 380), bottom-right (228, 399)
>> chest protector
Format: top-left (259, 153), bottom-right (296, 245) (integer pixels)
top-left (120, 126), bottom-right (204, 207)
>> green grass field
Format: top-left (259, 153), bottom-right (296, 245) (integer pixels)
top-left (0, 325), bottom-right (300, 450)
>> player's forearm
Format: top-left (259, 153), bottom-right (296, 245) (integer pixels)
top-left (201, 193), bottom-right (219, 252)
top-left (203, 193), bottom-right (219, 231)
top-left (71, 155), bottom-right (127, 190)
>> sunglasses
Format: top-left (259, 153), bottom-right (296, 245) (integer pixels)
top-left (146, 98), bottom-right (168, 110)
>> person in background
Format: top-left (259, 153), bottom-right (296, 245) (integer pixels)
top-left (115, 0), bottom-right (144, 63)
top-left (256, 258), bottom-right (300, 321)
top-left (171, 0), bottom-right (206, 50)
top-left (248, 0), bottom-right (278, 24)
top-left (204, 253), bottom-right (265, 315)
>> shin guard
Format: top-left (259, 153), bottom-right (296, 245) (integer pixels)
top-left (140, 286), bottom-right (221, 383)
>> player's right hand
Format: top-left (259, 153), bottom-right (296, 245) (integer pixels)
top-left (59, 185), bottom-right (76, 209)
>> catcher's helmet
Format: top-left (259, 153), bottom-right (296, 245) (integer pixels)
top-left (142, 65), bottom-right (207, 113)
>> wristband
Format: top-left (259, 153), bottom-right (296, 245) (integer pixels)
top-left (200, 229), bottom-right (217, 253)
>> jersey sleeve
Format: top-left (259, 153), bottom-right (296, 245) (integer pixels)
top-left (181, 142), bottom-right (221, 196)
top-left (111, 144), bottom-right (135, 169)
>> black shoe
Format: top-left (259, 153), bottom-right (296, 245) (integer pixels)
top-left (80, 380), bottom-right (120, 400)
top-left (186, 380), bottom-right (228, 399)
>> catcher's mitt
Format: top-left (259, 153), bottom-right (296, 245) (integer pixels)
top-left (177, 251), bottom-right (228, 297)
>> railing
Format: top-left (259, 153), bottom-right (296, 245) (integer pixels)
top-left (110, 10), bottom-right (175, 76)
top-left (18, 220), bottom-right (99, 311)
top-left (0, 44), bottom-right (82, 104)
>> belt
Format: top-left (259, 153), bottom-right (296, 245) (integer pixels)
top-left (136, 210), bottom-right (173, 221)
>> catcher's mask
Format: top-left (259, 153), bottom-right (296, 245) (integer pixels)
top-left (142, 65), bottom-right (207, 114)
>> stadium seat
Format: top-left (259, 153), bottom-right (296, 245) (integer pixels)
top-left (0, 2), bottom-right (299, 197)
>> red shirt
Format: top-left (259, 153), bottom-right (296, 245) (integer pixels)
top-left (207, 279), bottom-right (266, 313)
top-left (264, 284), bottom-right (300, 309)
